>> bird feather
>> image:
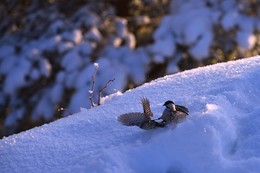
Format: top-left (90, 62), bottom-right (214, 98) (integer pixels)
top-left (141, 97), bottom-right (153, 117)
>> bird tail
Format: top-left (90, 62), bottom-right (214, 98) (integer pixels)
top-left (118, 112), bottom-right (147, 126)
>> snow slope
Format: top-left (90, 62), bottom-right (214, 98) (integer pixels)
top-left (1, 56), bottom-right (260, 173)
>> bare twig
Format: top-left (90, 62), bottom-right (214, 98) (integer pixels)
top-left (98, 78), bottom-right (115, 105)
top-left (89, 63), bottom-right (99, 107)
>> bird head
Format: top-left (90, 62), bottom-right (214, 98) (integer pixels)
top-left (163, 100), bottom-right (176, 112)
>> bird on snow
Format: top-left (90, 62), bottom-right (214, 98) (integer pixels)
top-left (118, 97), bottom-right (165, 129)
top-left (158, 100), bottom-right (189, 124)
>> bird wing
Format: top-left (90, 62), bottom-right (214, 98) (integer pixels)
top-left (118, 112), bottom-right (148, 127)
top-left (158, 108), bottom-right (175, 122)
top-left (175, 105), bottom-right (189, 115)
top-left (141, 97), bottom-right (153, 117)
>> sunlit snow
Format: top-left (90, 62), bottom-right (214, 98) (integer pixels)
top-left (1, 56), bottom-right (260, 173)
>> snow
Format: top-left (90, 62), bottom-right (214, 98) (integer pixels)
top-left (39, 58), bottom-right (52, 77)
top-left (32, 94), bottom-right (54, 121)
top-left (62, 50), bottom-right (83, 72)
top-left (0, 45), bottom-right (14, 59)
top-left (236, 31), bottom-right (256, 51)
top-left (221, 11), bottom-right (238, 31)
top-left (189, 32), bottom-right (213, 60)
top-left (3, 59), bottom-right (31, 95)
top-left (50, 84), bottom-right (64, 104)
top-left (94, 62), bottom-right (99, 68)
top-left (68, 86), bottom-right (91, 113)
top-left (62, 30), bottom-right (83, 44)
top-left (4, 108), bottom-right (25, 127)
top-left (1, 56), bottom-right (260, 173)
top-left (166, 3), bottom-right (218, 60)
top-left (115, 18), bottom-right (128, 38)
top-left (1, 0), bottom-right (260, 130)
top-left (85, 27), bottom-right (102, 42)
top-left (150, 34), bottom-right (176, 58)
top-left (0, 55), bottom-right (16, 75)
top-left (166, 54), bottom-right (181, 74)
top-left (58, 41), bottom-right (74, 53)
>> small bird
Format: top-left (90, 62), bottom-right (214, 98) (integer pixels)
top-left (158, 100), bottom-right (189, 124)
top-left (118, 97), bottom-right (165, 129)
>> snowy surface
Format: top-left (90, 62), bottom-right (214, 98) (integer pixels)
top-left (1, 56), bottom-right (260, 173)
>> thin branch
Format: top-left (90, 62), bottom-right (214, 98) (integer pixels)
top-left (98, 78), bottom-right (115, 105)
top-left (89, 64), bottom-right (99, 107)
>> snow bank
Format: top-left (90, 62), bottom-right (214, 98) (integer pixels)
top-left (1, 56), bottom-right (260, 173)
